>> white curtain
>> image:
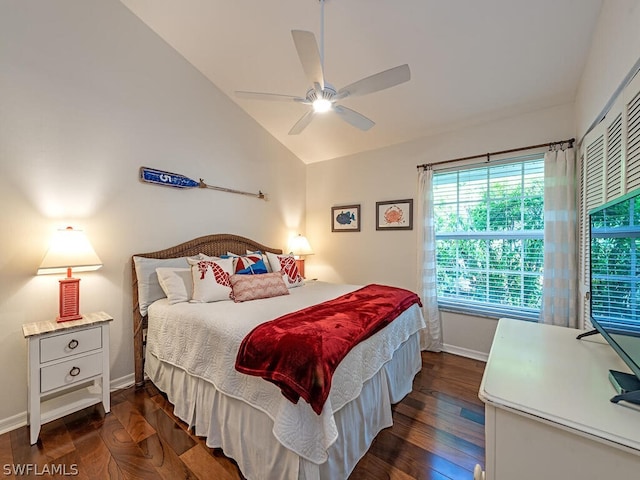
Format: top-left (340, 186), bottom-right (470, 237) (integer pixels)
top-left (539, 147), bottom-right (578, 327)
top-left (417, 167), bottom-right (443, 350)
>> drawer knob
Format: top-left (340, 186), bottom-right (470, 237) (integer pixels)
top-left (68, 339), bottom-right (79, 350)
top-left (69, 366), bottom-right (81, 377)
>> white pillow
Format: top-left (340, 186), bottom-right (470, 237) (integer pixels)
top-left (199, 253), bottom-right (221, 261)
top-left (266, 252), bottom-right (304, 288)
top-left (133, 256), bottom-right (193, 316)
top-left (156, 267), bottom-right (192, 305)
top-left (188, 257), bottom-right (234, 302)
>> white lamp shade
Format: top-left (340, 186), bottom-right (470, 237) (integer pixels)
top-left (37, 227), bottom-right (103, 275)
top-left (289, 234), bottom-right (314, 256)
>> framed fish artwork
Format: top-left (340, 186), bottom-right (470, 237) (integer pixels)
top-left (331, 204), bottom-right (361, 232)
top-left (376, 199), bottom-right (413, 230)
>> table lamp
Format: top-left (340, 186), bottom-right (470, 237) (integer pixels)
top-left (37, 226), bottom-right (103, 322)
top-left (288, 234), bottom-right (314, 278)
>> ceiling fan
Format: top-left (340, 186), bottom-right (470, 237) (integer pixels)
top-left (234, 0), bottom-right (411, 135)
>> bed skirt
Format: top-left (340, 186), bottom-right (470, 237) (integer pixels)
top-left (146, 331), bottom-right (421, 480)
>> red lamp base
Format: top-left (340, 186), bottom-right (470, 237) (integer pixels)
top-left (295, 259), bottom-right (305, 279)
top-left (57, 277), bottom-right (82, 322)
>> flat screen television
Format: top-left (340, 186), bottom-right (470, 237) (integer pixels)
top-left (581, 188), bottom-right (640, 404)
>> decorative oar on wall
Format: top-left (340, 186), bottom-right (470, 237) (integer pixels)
top-left (139, 167), bottom-right (266, 200)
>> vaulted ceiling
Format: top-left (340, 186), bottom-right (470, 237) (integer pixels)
top-left (120, 0), bottom-right (603, 163)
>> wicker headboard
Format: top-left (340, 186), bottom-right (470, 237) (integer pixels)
top-left (131, 233), bottom-right (282, 386)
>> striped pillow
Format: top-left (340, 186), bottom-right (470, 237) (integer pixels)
top-left (266, 252), bottom-right (304, 288)
top-left (224, 253), bottom-right (269, 275)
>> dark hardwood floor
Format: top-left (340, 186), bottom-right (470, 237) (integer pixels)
top-left (1, 352), bottom-right (486, 479)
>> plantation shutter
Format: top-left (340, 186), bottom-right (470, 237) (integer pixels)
top-left (627, 84), bottom-right (640, 191)
top-left (606, 113), bottom-right (623, 201)
top-left (580, 130), bottom-right (605, 328)
top-left (579, 72), bottom-right (640, 328)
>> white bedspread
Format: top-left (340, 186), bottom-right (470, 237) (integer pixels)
top-left (146, 281), bottom-right (426, 463)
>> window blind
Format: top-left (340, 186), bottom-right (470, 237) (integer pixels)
top-left (433, 157), bottom-right (544, 321)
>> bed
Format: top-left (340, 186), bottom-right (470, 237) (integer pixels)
top-left (132, 233), bottom-right (426, 480)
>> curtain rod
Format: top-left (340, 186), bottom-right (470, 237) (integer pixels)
top-left (416, 137), bottom-right (575, 170)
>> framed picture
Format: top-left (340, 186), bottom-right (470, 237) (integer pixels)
top-left (331, 204), bottom-right (361, 232)
top-left (376, 199), bottom-right (413, 230)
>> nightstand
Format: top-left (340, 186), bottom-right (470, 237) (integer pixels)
top-left (22, 312), bottom-right (113, 445)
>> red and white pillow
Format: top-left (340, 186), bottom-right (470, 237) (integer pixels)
top-left (225, 252), bottom-right (269, 274)
top-left (246, 250), bottom-right (273, 272)
top-left (187, 257), bottom-right (234, 302)
top-left (266, 252), bottom-right (304, 288)
top-left (230, 271), bottom-right (289, 302)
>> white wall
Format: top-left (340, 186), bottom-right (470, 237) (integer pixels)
top-left (575, 0), bottom-right (640, 138)
top-left (0, 0), bottom-right (305, 428)
top-left (306, 103), bottom-right (576, 358)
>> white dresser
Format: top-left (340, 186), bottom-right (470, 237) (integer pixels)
top-left (23, 312), bottom-right (113, 445)
top-left (477, 318), bottom-right (640, 480)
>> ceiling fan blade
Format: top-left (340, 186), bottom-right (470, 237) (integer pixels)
top-left (337, 64), bottom-right (411, 100)
top-left (291, 30), bottom-right (325, 91)
top-left (333, 105), bottom-right (375, 131)
top-left (288, 109), bottom-right (316, 135)
top-left (235, 91), bottom-right (309, 103)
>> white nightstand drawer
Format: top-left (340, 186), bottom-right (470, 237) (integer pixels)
top-left (40, 326), bottom-right (102, 363)
top-left (40, 352), bottom-right (103, 393)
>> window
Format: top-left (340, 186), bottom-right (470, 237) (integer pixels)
top-left (433, 156), bottom-right (544, 320)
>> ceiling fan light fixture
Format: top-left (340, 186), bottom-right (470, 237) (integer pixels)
top-left (312, 98), bottom-right (332, 113)
top-left (235, 0), bottom-right (410, 135)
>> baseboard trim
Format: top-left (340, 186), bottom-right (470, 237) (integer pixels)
top-left (0, 373), bottom-right (136, 436)
top-left (110, 373), bottom-right (135, 392)
top-left (0, 412), bottom-right (26, 436)
top-left (442, 343), bottom-right (489, 362)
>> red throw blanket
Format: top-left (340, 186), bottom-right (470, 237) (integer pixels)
top-left (235, 284), bottom-right (422, 414)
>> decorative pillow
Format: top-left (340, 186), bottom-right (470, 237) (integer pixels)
top-left (223, 252), bottom-right (268, 275)
top-left (156, 267), bottom-right (192, 305)
top-left (247, 250), bottom-right (273, 272)
top-left (188, 257), bottom-right (234, 303)
top-left (230, 272), bottom-right (289, 302)
top-left (133, 255), bottom-right (194, 316)
top-left (266, 252), bottom-right (304, 288)
top-left (199, 253), bottom-right (221, 261)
